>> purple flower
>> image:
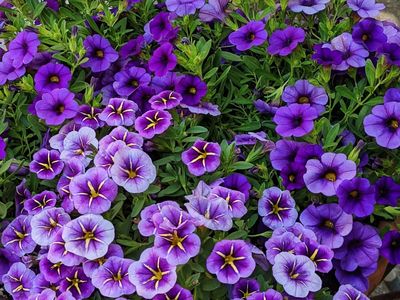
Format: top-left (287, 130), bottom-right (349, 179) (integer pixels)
top-left (300, 204), bottom-right (353, 249)
top-left (364, 102), bottom-right (400, 149)
top-left (334, 222), bottom-right (381, 272)
top-left (176, 75), bottom-right (207, 106)
top-left (149, 12), bottom-right (177, 43)
top-left (24, 190), bottom-right (57, 216)
top-left (347, 0), bottom-right (384, 18)
top-left (337, 177), bottom-right (375, 217)
top-left (119, 35), bottom-right (144, 59)
top-left (312, 44), bottom-right (343, 66)
top-left (211, 186), bottom-right (247, 218)
top-left (74, 105), bottom-right (104, 129)
top-left (265, 232), bottom-right (301, 264)
top-left (254, 99), bottom-right (279, 115)
top-left (206, 240), bottom-right (256, 284)
top-left (267, 26), bottom-right (305, 56)
top-left (110, 147), bottom-right (156, 193)
top-left (8, 30), bottom-right (40, 68)
top-left (295, 238), bottom-right (334, 273)
top-left (274, 104), bottom-right (319, 137)
top-left (92, 257), bottom-right (135, 298)
top-left (234, 131), bottom-right (268, 146)
top-left (39, 256), bottom-right (72, 284)
top-left (35, 88), bottom-right (79, 126)
top-left (273, 222), bottom-right (317, 243)
top-left (272, 253), bottom-right (322, 298)
top-left (128, 247), bottom-right (177, 299)
top-left (62, 214), bottom-right (115, 260)
top-left (269, 140), bottom-right (303, 171)
top-left (282, 80), bottom-right (328, 114)
top-left (135, 109), bottom-right (172, 139)
top-left (219, 173), bottom-right (252, 201)
top-left (165, 0), bottom-right (205, 16)
top-left (82, 34), bottom-right (118, 73)
top-left (15, 179), bottom-right (31, 215)
top-left (228, 21), bottom-right (268, 51)
top-left (82, 243), bottom-right (124, 276)
top-left (374, 176), bottom-right (400, 206)
top-left (303, 152), bottom-right (357, 196)
top-left (0, 249), bottom-right (19, 283)
top-left (352, 18), bottom-right (387, 52)
top-left (334, 260), bottom-right (376, 292)
top-left (258, 187), bottom-right (298, 230)
top-left (380, 230), bottom-right (400, 265)
top-left (280, 163), bottom-right (306, 191)
top-left (34, 62), bottom-right (72, 93)
top-left (199, 0), bottom-right (228, 22)
top-left (149, 43), bottom-right (177, 77)
top-left (181, 101), bottom-right (221, 116)
top-left (98, 126), bottom-right (143, 150)
top-left (231, 278), bottom-right (260, 299)
top-left (49, 121), bottom-right (81, 152)
top-left (59, 268), bottom-right (95, 299)
top-left (333, 284), bottom-right (368, 300)
top-left (1, 215), bottom-right (35, 257)
top-left (31, 207), bottom-right (70, 246)
top-left (47, 230), bottom-right (84, 267)
top-left (324, 33), bottom-right (369, 71)
top-left (2, 262), bottom-right (35, 300)
top-left (94, 140), bottom-right (126, 174)
top-left (99, 98), bottom-right (138, 126)
top-left (288, 0), bottom-right (330, 14)
top-left (0, 137), bottom-right (5, 160)
top-left (182, 140), bottom-right (221, 176)
top-left (384, 87), bottom-right (400, 103)
top-left (153, 284), bottom-right (193, 300)
top-left (149, 90), bottom-right (182, 110)
top-left (247, 290), bottom-right (283, 300)
top-left (113, 66), bottom-right (151, 97)
top-left (29, 148), bottom-right (64, 180)
top-left (378, 42), bottom-right (400, 66)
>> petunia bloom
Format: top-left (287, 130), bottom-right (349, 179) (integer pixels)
top-left (199, 0), bottom-right (229, 22)
top-left (380, 230), bottom-right (400, 265)
top-left (265, 232), bottom-right (301, 264)
top-left (74, 105), bottom-right (104, 129)
top-left (29, 148), bottom-right (64, 180)
top-left (228, 21), bottom-right (268, 51)
top-left (176, 75), bottom-right (207, 106)
top-left (34, 62), bottom-right (72, 93)
top-left (182, 140), bottom-right (221, 176)
top-left (135, 109), bottom-right (172, 139)
top-left (267, 26), bottom-right (305, 56)
top-left (153, 283), bottom-right (193, 300)
top-left (333, 284), bottom-right (369, 300)
top-left (1, 215), bottom-right (35, 257)
top-left (231, 278), bottom-right (260, 300)
top-left (165, 0), bottom-right (205, 16)
top-left (149, 90), bottom-right (182, 110)
top-left (352, 18), bottom-right (387, 52)
top-left (47, 230), bottom-right (84, 267)
top-left (99, 98), bottom-right (138, 127)
top-left (149, 43), bottom-right (177, 77)
top-left (288, 0), bottom-right (330, 15)
top-left (247, 290), bottom-right (283, 300)
top-left (8, 30), bottom-right (40, 68)
top-left (59, 268), bottom-right (95, 300)
top-left (2, 262), bottom-right (36, 300)
top-left (82, 243), bottom-right (124, 277)
top-left (295, 237), bottom-right (334, 273)
top-left (113, 66), bottom-right (151, 97)
top-left (347, 0), bottom-right (385, 18)
top-left (374, 176), bottom-right (400, 206)
top-left (82, 34), bottom-right (119, 73)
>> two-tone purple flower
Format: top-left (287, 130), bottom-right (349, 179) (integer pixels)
top-left (182, 140), bottom-right (221, 176)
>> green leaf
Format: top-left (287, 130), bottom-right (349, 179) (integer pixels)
top-left (158, 184), bottom-right (182, 197)
top-left (220, 51), bottom-right (242, 62)
top-left (233, 161), bottom-right (254, 170)
top-left (0, 201), bottom-right (12, 218)
top-left (131, 196), bottom-right (145, 217)
top-left (365, 59), bottom-right (375, 86)
top-left (225, 230), bottom-right (248, 240)
top-left (186, 126), bottom-right (208, 134)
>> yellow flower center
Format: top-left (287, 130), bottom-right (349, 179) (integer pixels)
top-left (298, 96), bottom-right (310, 104)
top-left (324, 172), bottom-right (336, 182)
top-left (50, 75), bottom-right (60, 83)
top-left (96, 50), bottom-right (104, 58)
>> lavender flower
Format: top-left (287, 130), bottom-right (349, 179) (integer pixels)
top-left (333, 284), bottom-right (368, 300)
top-left (182, 140), bottom-right (221, 176)
top-left (347, 0), bottom-right (385, 18)
top-left (211, 186), bottom-right (247, 218)
top-left (98, 126), bottom-right (143, 150)
top-left (82, 243), bottom-right (124, 276)
top-left (8, 30), bottom-right (40, 68)
top-left (288, 0), bottom-right (330, 15)
top-left (149, 43), bottom-right (177, 77)
top-left (135, 109), bottom-right (172, 139)
top-left (228, 21), bottom-right (268, 51)
top-left (47, 230), bottom-right (84, 267)
top-left (149, 90), bottom-right (182, 110)
top-left (265, 232), bottom-right (301, 264)
top-left (82, 34), bottom-right (119, 73)
top-left (267, 26), bottom-right (305, 56)
top-left (2, 262), bottom-right (35, 300)
top-left (165, 0), bottom-right (205, 16)
top-left (380, 230), bottom-right (400, 265)
top-left (295, 237), bottom-right (334, 273)
top-left (199, 0), bottom-right (228, 22)
top-left (29, 148), bottom-right (64, 180)
top-left (1, 215), bottom-right (35, 257)
top-left (34, 62), bottom-right (72, 93)
top-left (59, 268), bottom-right (95, 299)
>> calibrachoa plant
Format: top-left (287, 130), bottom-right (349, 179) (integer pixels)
top-left (1, 0), bottom-right (400, 299)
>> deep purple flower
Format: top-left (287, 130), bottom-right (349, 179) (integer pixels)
top-left (149, 90), bottom-right (182, 110)
top-left (334, 222), bottom-right (381, 272)
top-left (119, 35), bottom-right (144, 59)
top-left (352, 18), bottom-right (387, 52)
top-left (269, 140), bottom-right (303, 171)
top-left (176, 75), bottom-right (207, 106)
top-left (99, 98), bottom-right (138, 126)
top-left (303, 152), bottom-right (357, 196)
top-left (0, 248), bottom-right (19, 283)
top-left (15, 179), bottom-right (31, 215)
top-left (280, 163), bottom-right (306, 191)
top-left (210, 186), bottom-right (247, 218)
top-left (110, 147), bottom-right (156, 193)
top-left (182, 140), bottom-right (221, 176)
top-left (113, 66), bottom-right (151, 97)
top-left (384, 87), bottom-right (400, 103)
top-left (39, 256), bottom-right (73, 284)
top-left (59, 268), bottom-right (95, 299)
top-left (74, 105), bottom-right (104, 129)
top-left (347, 0), bottom-right (385, 18)
top-left (265, 232), bottom-right (301, 264)
top-left (31, 273), bottom-right (58, 296)
top-left (29, 148), bottom-right (64, 180)
top-left (337, 177), bottom-right (375, 217)
top-left (8, 30), bottom-right (40, 68)
top-left (128, 247), bottom-right (177, 299)
top-left (247, 290), bottom-right (283, 300)
top-left (300, 203), bottom-right (353, 249)
top-left (364, 102), bottom-right (400, 149)
top-left (312, 44), bottom-right (343, 66)
top-left (228, 21), bottom-right (268, 51)
top-left (92, 257), bottom-right (135, 298)
top-left (258, 187), bottom-right (298, 230)
top-left (149, 43), bottom-right (177, 77)
top-left (47, 230), bottom-right (84, 267)
top-left (149, 12), bottom-right (177, 43)
top-left (206, 240), bottom-right (255, 284)
top-left (378, 42), bottom-right (400, 66)
top-left (267, 26), bottom-right (305, 56)
top-left (165, 0), bottom-right (205, 16)
top-left (0, 137), bottom-right (5, 160)
top-left (282, 80), bottom-right (328, 114)
top-left (254, 99), bottom-right (279, 115)
top-left (234, 131), bottom-right (268, 146)
top-left (153, 284), bottom-right (193, 300)
top-left (1, 215), bottom-right (35, 257)
top-left (98, 126), bottom-right (143, 150)
top-left (333, 284), bottom-right (369, 300)
top-left (218, 173), bottom-right (252, 201)
top-left (273, 104), bottom-right (319, 137)
top-left (31, 207), bottom-right (70, 246)
top-left (152, 72), bottom-right (181, 93)
top-left (380, 230), bottom-right (400, 265)
top-left (199, 0), bottom-right (228, 22)
top-left (62, 214), bottom-right (115, 260)
top-left (34, 62), bottom-right (72, 93)
top-left (295, 238), bottom-right (334, 273)
top-left (334, 260), bottom-right (376, 292)
top-left (273, 253), bottom-right (322, 298)
top-left (2, 262), bottom-right (35, 300)
top-left (374, 176), bottom-right (400, 206)
top-left (135, 109), bottom-right (172, 139)
top-left (231, 278), bottom-right (260, 299)
top-left (82, 34), bottom-right (118, 73)
top-left (288, 0), bottom-right (330, 14)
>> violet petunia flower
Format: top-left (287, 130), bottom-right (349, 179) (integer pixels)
top-left (265, 232), bottom-right (301, 264)
top-left (49, 121), bottom-right (81, 152)
top-left (181, 101), bottom-right (221, 116)
top-left (219, 173), bottom-right (252, 201)
top-left (0, 248), bottom-right (19, 283)
top-left (1, 215), bottom-right (35, 257)
top-left (363, 102), bottom-right (400, 149)
top-left (273, 103), bottom-right (319, 137)
top-left (165, 0), bottom-right (205, 16)
top-left (247, 290), bottom-right (283, 300)
top-left (135, 109), bottom-right (172, 139)
top-left (267, 26), bottom-right (305, 56)
top-left (210, 186), bottom-right (247, 218)
top-left (62, 214), bottom-right (115, 260)
top-left (384, 87), bottom-right (400, 103)
top-left (288, 0), bottom-right (330, 15)
top-left (280, 162), bottom-right (306, 191)
top-left (282, 80), bottom-right (328, 115)
top-left (149, 12), bottom-right (177, 43)
top-left (98, 125), bottom-right (143, 150)
top-left (110, 147), bottom-right (156, 193)
top-left (228, 21), bottom-right (268, 51)
top-left (153, 283), bottom-right (193, 300)
top-left (347, 0), bottom-right (385, 18)
top-left (47, 230), bottom-right (84, 267)
top-left (272, 253), bottom-right (322, 298)
top-left (380, 230), bottom-right (400, 265)
top-left (258, 187), bottom-right (298, 230)
top-left (333, 284), bottom-right (369, 300)
top-left (59, 268), bottom-right (95, 300)
top-left (113, 66), bottom-right (151, 97)
top-left (15, 179), bottom-right (31, 216)
top-left (2, 262), bottom-right (36, 300)
top-left (8, 30), bottom-right (40, 68)
top-left (199, 0), bottom-right (229, 22)
top-left (34, 62), bottom-right (72, 93)
top-left (94, 140), bottom-right (126, 174)
top-left (149, 43), bottom-right (177, 77)
top-left (82, 243), bottom-right (124, 277)
top-left (128, 247), bottom-right (177, 299)
top-left (374, 176), bottom-right (400, 206)
top-left (99, 98), bottom-right (139, 126)
top-left (149, 90), bottom-right (182, 110)
top-left (74, 105), bottom-right (104, 129)
top-left (92, 257), bottom-right (135, 298)
top-left (303, 152), bottom-right (357, 196)
top-left (273, 222), bottom-right (317, 242)
top-left (269, 140), bottom-right (303, 171)
top-left (206, 240), bottom-right (256, 284)
top-left (29, 148), bottom-right (64, 180)
top-left (182, 140), bottom-right (221, 176)
top-left (334, 260), bottom-right (376, 292)
top-left (24, 191), bottom-right (57, 215)
top-left (176, 75), bottom-right (207, 106)
top-left (82, 34), bottom-right (119, 73)
top-left (39, 256), bottom-right (73, 284)
top-left (0, 53), bottom-right (26, 85)
top-left (352, 18), bottom-right (387, 52)
top-left (231, 278), bottom-right (260, 300)
top-left (312, 44), bottom-right (343, 66)
top-left (119, 35), bottom-right (144, 59)
top-left (35, 88), bottom-right (79, 126)
top-left (377, 42), bottom-right (400, 66)
top-left (300, 203), bottom-right (353, 249)
top-left (234, 131), bottom-right (268, 146)
top-left (295, 238), bottom-right (334, 273)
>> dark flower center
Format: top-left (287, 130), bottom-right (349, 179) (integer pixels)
top-left (95, 50), bottom-right (104, 58)
top-left (324, 220), bottom-right (334, 229)
top-left (388, 119), bottom-right (399, 130)
top-left (298, 96), bottom-right (310, 104)
top-left (324, 171), bottom-right (337, 182)
top-left (349, 190), bottom-right (359, 198)
top-left (56, 104), bottom-right (65, 114)
top-left (348, 239), bottom-right (362, 248)
top-left (301, 0), bottom-right (315, 5)
top-left (188, 87), bottom-right (197, 94)
top-left (293, 117), bottom-right (303, 127)
top-left (132, 80), bottom-right (139, 87)
top-left (49, 75), bottom-right (60, 83)
top-left (289, 174), bottom-right (296, 182)
top-left (342, 51), bottom-right (351, 60)
top-left (284, 38), bottom-right (292, 47)
top-left (362, 34), bottom-right (369, 42)
top-left (247, 32), bottom-right (256, 42)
